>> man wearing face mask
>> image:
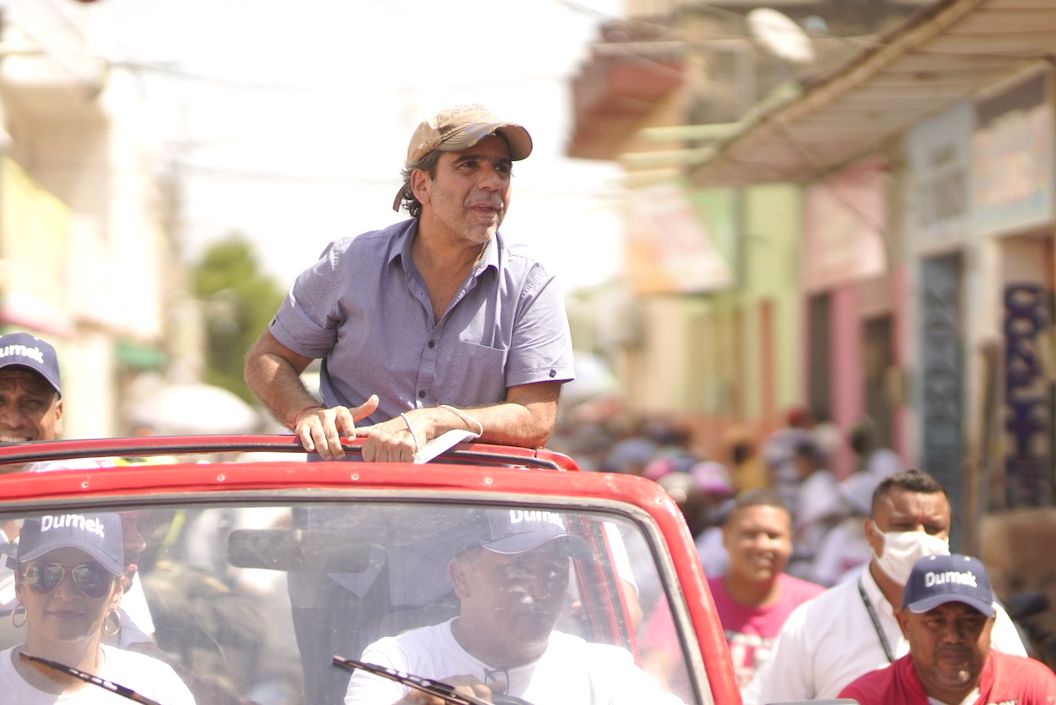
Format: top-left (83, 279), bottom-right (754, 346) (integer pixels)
top-left (746, 469), bottom-right (1026, 704)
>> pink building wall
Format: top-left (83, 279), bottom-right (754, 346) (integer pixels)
top-left (829, 285), bottom-right (863, 476)
top-left (803, 159), bottom-right (897, 476)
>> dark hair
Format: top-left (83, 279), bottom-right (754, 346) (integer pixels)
top-left (397, 150), bottom-right (443, 217)
top-left (728, 488), bottom-right (789, 521)
top-left (849, 419), bottom-right (875, 455)
top-left (871, 468), bottom-right (946, 514)
top-left (793, 438), bottom-right (825, 465)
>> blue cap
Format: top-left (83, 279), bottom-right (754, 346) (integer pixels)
top-left (902, 554), bottom-right (995, 617)
top-left (0, 332), bottom-right (61, 397)
top-left (17, 513), bottom-right (125, 576)
top-left (465, 508), bottom-right (591, 558)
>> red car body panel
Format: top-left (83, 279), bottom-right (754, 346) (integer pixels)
top-left (0, 435), bottom-right (742, 704)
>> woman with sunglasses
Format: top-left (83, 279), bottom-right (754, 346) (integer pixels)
top-left (0, 512), bottom-right (195, 705)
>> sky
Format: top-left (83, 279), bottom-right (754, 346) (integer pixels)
top-left (79, 0), bottom-right (626, 293)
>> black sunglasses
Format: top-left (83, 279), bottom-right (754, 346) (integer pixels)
top-left (24, 561), bottom-right (114, 599)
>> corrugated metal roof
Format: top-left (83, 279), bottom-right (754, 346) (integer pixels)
top-left (689, 0), bottom-right (1056, 185)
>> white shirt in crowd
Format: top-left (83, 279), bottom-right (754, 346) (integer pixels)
top-left (694, 527), bottom-right (727, 577)
top-left (27, 458), bottom-right (116, 473)
top-left (809, 516), bottom-right (872, 586)
top-left (0, 644), bottom-right (196, 705)
top-left (344, 619), bottom-right (685, 705)
top-left (114, 574), bottom-right (156, 648)
top-left (744, 564), bottom-right (1027, 704)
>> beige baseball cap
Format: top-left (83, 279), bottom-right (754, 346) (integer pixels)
top-left (392, 104), bottom-right (533, 211)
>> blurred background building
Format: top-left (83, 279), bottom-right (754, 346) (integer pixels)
top-left (0, 1), bottom-right (210, 437)
top-left (565, 0), bottom-right (1056, 632)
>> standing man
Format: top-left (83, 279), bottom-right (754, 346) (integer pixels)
top-left (642, 489), bottom-right (823, 695)
top-left (748, 469), bottom-right (1027, 704)
top-left (839, 554), bottom-right (1056, 704)
top-left (710, 490), bottom-right (824, 689)
top-left (245, 104), bottom-right (575, 462)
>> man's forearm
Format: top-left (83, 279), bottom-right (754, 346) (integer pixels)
top-left (244, 336), bottom-right (319, 429)
top-left (461, 401), bottom-right (555, 448)
top-left (412, 386), bottom-right (559, 449)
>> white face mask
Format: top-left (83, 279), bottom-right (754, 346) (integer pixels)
top-left (872, 521), bottom-right (950, 584)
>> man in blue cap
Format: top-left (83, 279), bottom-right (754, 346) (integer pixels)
top-left (0, 331), bottom-right (64, 454)
top-left (0, 332), bottom-right (113, 478)
top-left (0, 331), bottom-right (66, 548)
top-left (344, 508), bottom-right (683, 705)
top-left (840, 553), bottom-right (1056, 704)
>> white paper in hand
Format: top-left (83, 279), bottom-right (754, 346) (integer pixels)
top-left (412, 429), bottom-right (479, 464)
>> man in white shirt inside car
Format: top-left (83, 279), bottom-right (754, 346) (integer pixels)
top-left (344, 508), bottom-right (684, 705)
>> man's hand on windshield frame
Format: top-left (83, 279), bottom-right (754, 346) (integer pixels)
top-left (293, 395), bottom-right (378, 460)
top-left (356, 405), bottom-right (483, 463)
top-left (357, 414), bottom-right (421, 463)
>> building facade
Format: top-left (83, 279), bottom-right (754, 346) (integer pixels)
top-left (568, 0), bottom-right (1056, 627)
top-left (0, 2), bottom-right (175, 437)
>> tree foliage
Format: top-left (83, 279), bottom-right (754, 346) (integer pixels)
top-left (192, 235), bottom-right (285, 402)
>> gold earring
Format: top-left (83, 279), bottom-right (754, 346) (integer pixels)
top-left (103, 608), bottom-right (121, 635)
top-left (10, 605), bottom-right (26, 629)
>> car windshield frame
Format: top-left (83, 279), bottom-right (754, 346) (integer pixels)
top-left (0, 436), bottom-right (733, 705)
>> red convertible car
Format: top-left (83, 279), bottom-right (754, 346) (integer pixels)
top-left (0, 436), bottom-right (758, 705)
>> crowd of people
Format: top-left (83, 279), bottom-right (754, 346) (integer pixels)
top-left (1, 92), bottom-right (1054, 705)
top-left (551, 404), bottom-right (899, 590)
top-left (549, 402), bottom-right (1056, 703)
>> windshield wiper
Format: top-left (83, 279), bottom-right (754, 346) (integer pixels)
top-left (332, 655), bottom-right (532, 705)
top-left (20, 652), bottom-right (164, 705)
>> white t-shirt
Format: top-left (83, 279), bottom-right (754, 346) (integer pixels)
top-left (694, 526), bottom-right (728, 577)
top-left (745, 565), bottom-right (1028, 704)
top-left (27, 459), bottom-right (117, 473)
top-left (115, 575), bottom-right (155, 648)
top-left (809, 516), bottom-right (872, 586)
top-left (0, 530), bottom-right (15, 607)
top-left (0, 644), bottom-right (196, 705)
top-left (344, 619), bottom-right (685, 705)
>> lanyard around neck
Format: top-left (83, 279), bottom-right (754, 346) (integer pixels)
top-left (858, 578), bottom-right (896, 663)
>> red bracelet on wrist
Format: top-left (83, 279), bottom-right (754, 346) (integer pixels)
top-left (288, 404), bottom-right (323, 430)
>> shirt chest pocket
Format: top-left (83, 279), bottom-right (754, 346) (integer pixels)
top-left (435, 340), bottom-right (509, 403)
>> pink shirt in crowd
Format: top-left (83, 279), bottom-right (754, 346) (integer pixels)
top-left (642, 572), bottom-right (824, 690)
top-left (706, 573), bottom-right (824, 688)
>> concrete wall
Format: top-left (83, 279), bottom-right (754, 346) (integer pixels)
top-left (0, 16), bottom-right (172, 438)
top-left (743, 184), bottom-right (802, 421)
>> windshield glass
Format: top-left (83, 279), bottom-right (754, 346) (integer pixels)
top-left (0, 498), bottom-right (701, 705)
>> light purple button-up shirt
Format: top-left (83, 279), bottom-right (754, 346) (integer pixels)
top-left (269, 219), bottom-right (574, 424)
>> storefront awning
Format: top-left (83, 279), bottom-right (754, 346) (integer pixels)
top-left (689, 0), bottom-right (1056, 186)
